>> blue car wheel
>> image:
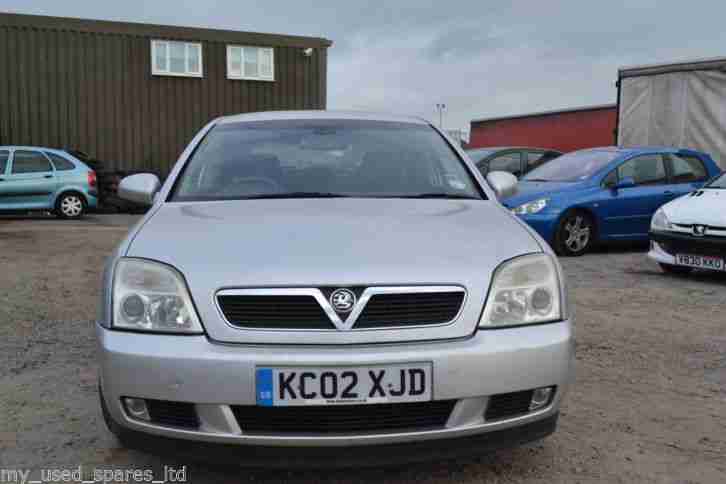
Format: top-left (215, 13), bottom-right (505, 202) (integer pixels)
top-left (554, 210), bottom-right (595, 256)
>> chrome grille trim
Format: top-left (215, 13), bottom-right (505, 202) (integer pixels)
top-left (671, 224), bottom-right (726, 238)
top-left (215, 286), bottom-right (467, 332)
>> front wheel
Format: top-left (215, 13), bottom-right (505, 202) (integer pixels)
top-left (56, 193), bottom-right (86, 219)
top-left (659, 263), bottom-right (693, 276)
top-left (554, 211), bottom-right (594, 256)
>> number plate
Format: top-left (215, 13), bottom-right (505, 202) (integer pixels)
top-left (676, 254), bottom-right (725, 271)
top-left (255, 363), bottom-right (432, 406)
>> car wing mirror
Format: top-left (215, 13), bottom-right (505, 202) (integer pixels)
top-left (486, 171), bottom-right (518, 199)
top-left (613, 177), bottom-right (636, 190)
top-left (118, 173), bottom-right (161, 206)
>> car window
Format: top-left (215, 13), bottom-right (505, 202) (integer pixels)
top-left (466, 148), bottom-right (496, 163)
top-left (526, 151), bottom-right (544, 169)
top-left (488, 152), bottom-right (522, 177)
top-left (46, 152), bottom-right (76, 171)
top-left (11, 151), bottom-right (53, 174)
top-left (172, 120), bottom-right (484, 201)
top-left (602, 170), bottom-right (618, 188)
top-left (706, 172), bottom-right (726, 189)
top-left (617, 155), bottom-right (667, 186)
top-left (0, 151), bottom-right (8, 174)
top-left (666, 154), bottom-right (707, 183)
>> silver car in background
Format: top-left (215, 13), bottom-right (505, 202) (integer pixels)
top-left (97, 111), bottom-right (574, 466)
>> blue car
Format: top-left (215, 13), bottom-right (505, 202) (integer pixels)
top-left (503, 147), bottom-right (722, 256)
top-left (0, 146), bottom-right (98, 218)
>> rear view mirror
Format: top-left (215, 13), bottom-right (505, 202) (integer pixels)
top-left (487, 171), bottom-right (518, 199)
top-left (118, 173), bottom-right (161, 206)
top-left (614, 177), bottom-right (636, 190)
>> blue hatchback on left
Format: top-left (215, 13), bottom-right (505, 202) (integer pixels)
top-left (0, 146), bottom-right (98, 218)
top-left (502, 146), bottom-right (721, 256)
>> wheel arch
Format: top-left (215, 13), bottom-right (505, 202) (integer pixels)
top-left (555, 205), bottom-right (601, 245)
top-left (53, 188), bottom-right (89, 207)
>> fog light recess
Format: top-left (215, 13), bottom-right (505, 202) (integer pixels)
top-left (122, 397), bottom-right (150, 421)
top-left (529, 386), bottom-right (554, 411)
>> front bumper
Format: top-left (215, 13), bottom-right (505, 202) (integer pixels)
top-left (98, 321), bottom-right (574, 448)
top-left (649, 230), bottom-right (726, 265)
top-left (109, 408), bottom-right (559, 467)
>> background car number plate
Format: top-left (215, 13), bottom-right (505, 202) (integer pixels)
top-left (256, 363), bottom-right (432, 406)
top-left (676, 254), bottom-right (724, 271)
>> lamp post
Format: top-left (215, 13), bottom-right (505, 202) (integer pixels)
top-left (435, 103), bottom-right (446, 129)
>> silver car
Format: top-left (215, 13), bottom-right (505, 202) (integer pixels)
top-left (97, 111), bottom-right (574, 466)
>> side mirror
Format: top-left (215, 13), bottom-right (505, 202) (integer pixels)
top-left (118, 173), bottom-right (161, 206)
top-left (486, 171), bottom-right (518, 199)
top-left (613, 177), bottom-right (636, 190)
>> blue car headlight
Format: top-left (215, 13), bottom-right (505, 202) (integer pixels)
top-left (512, 198), bottom-right (549, 215)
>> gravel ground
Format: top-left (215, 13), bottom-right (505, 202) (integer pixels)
top-left (0, 214), bottom-right (724, 483)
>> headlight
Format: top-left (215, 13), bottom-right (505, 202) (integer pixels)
top-left (650, 208), bottom-right (672, 231)
top-left (480, 254), bottom-right (563, 328)
top-left (512, 198), bottom-right (548, 215)
top-left (112, 258), bottom-right (203, 333)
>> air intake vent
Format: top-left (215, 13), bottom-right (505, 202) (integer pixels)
top-left (485, 390), bottom-right (535, 421)
top-left (218, 294), bottom-right (333, 329)
top-left (231, 400), bottom-right (456, 435)
top-left (355, 291), bottom-right (465, 328)
top-left (217, 287), bottom-right (465, 331)
top-left (146, 399), bottom-right (199, 429)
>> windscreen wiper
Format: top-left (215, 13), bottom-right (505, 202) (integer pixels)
top-left (524, 179), bottom-right (551, 182)
top-left (239, 192), bottom-right (352, 199)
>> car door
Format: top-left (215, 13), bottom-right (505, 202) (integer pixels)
top-left (0, 149), bottom-right (11, 210)
top-left (3, 149), bottom-right (58, 209)
top-left (662, 153), bottom-right (710, 200)
top-left (598, 154), bottom-right (671, 238)
top-left (479, 151), bottom-right (524, 178)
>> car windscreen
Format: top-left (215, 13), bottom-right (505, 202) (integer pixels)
top-left (171, 120), bottom-right (484, 201)
top-left (522, 151), bottom-right (620, 182)
top-left (706, 172), bottom-right (726, 188)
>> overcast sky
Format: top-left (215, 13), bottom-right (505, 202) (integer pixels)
top-left (3, 0), bottom-right (726, 134)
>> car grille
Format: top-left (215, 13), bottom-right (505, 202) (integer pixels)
top-left (231, 400), bottom-right (456, 435)
top-left (217, 295), bottom-right (332, 329)
top-left (653, 231), bottom-right (726, 258)
top-left (146, 399), bottom-right (200, 429)
top-left (485, 390), bottom-right (534, 421)
top-left (217, 287), bottom-right (465, 330)
top-left (354, 291), bottom-right (465, 328)
top-left (674, 223), bottom-right (726, 233)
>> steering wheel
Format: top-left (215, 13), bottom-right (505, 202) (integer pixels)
top-left (222, 176), bottom-right (284, 195)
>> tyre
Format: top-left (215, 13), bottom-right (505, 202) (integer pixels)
top-left (554, 210), bottom-right (595, 256)
top-left (659, 263), bottom-right (693, 276)
top-left (56, 192), bottom-right (86, 219)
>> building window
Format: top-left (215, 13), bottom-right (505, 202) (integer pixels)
top-left (151, 40), bottom-right (203, 77)
top-left (227, 46), bottom-right (274, 81)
